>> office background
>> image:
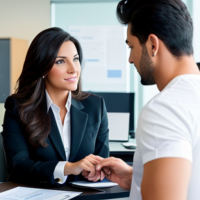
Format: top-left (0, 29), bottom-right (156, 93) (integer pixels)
top-left (0, 0), bottom-right (200, 131)
top-left (0, 1), bottom-right (200, 199)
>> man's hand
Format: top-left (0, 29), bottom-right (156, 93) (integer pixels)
top-left (82, 169), bottom-right (105, 182)
top-left (96, 157), bottom-right (133, 190)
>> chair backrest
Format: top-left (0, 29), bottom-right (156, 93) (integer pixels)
top-left (0, 132), bottom-right (7, 182)
top-left (197, 62), bottom-right (200, 70)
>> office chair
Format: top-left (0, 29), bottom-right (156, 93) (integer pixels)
top-left (0, 133), bottom-right (7, 182)
top-left (197, 62), bottom-right (200, 70)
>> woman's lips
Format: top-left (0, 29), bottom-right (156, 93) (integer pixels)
top-left (64, 77), bottom-right (77, 82)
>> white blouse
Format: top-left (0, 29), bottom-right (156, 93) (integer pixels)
top-left (45, 90), bottom-right (71, 184)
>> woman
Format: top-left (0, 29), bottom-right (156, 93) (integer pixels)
top-left (2, 27), bottom-right (109, 186)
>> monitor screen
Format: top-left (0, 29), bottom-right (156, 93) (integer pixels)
top-left (89, 92), bottom-right (135, 132)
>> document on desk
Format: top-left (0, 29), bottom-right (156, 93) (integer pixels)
top-left (71, 179), bottom-right (118, 188)
top-left (0, 187), bottom-right (82, 200)
top-left (107, 112), bottom-right (130, 141)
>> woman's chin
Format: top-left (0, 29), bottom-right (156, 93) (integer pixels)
top-left (64, 86), bottom-right (77, 92)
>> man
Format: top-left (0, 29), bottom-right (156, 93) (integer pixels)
top-left (92, 0), bottom-right (200, 199)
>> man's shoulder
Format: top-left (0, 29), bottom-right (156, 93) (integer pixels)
top-left (139, 75), bottom-right (200, 127)
top-left (147, 75), bottom-right (200, 108)
top-left (162, 74), bottom-right (200, 99)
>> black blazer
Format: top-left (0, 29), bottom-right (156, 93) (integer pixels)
top-left (2, 94), bottom-right (109, 186)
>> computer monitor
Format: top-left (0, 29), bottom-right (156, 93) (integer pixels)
top-left (90, 92), bottom-right (135, 133)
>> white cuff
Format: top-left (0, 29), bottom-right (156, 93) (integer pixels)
top-left (53, 161), bottom-right (68, 184)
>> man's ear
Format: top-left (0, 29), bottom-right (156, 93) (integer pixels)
top-left (146, 34), bottom-right (159, 57)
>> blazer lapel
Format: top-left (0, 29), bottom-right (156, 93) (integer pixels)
top-left (69, 98), bottom-right (88, 161)
top-left (48, 108), bottom-right (66, 161)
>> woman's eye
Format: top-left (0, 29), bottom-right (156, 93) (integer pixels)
top-left (74, 57), bottom-right (79, 62)
top-left (55, 59), bottom-right (64, 64)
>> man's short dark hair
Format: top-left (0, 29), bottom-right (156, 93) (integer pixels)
top-left (117, 0), bottom-right (193, 57)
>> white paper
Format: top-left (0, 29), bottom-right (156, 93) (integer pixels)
top-left (71, 180), bottom-right (118, 188)
top-left (107, 112), bottom-right (130, 141)
top-left (0, 187), bottom-right (82, 200)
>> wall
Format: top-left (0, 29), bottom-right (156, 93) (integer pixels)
top-left (193, 0), bottom-right (200, 62)
top-left (0, 105), bottom-right (4, 131)
top-left (0, 0), bottom-right (51, 130)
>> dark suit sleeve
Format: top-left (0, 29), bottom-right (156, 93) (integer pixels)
top-left (2, 97), bottom-right (60, 186)
top-left (94, 97), bottom-right (109, 158)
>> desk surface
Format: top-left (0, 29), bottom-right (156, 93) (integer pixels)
top-left (0, 182), bottom-right (129, 200)
top-left (109, 138), bottom-right (136, 154)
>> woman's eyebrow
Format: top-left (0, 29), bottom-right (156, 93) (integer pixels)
top-left (56, 56), bottom-right (66, 58)
top-left (56, 54), bottom-right (79, 58)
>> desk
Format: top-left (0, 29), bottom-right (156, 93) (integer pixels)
top-left (0, 182), bottom-right (129, 200)
top-left (109, 138), bottom-right (136, 162)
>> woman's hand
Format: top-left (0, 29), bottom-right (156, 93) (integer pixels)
top-left (64, 154), bottom-right (103, 177)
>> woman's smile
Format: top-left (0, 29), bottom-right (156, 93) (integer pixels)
top-left (64, 76), bottom-right (77, 82)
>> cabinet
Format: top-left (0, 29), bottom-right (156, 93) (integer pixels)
top-left (0, 38), bottom-right (28, 102)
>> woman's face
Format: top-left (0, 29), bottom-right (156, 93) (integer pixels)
top-left (45, 41), bottom-right (81, 92)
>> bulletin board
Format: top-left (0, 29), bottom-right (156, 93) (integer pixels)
top-left (52, 1), bottom-right (130, 92)
top-left (69, 25), bottom-right (129, 92)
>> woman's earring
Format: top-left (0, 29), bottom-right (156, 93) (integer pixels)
top-left (42, 76), bottom-right (45, 79)
top-left (152, 52), bottom-right (155, 57)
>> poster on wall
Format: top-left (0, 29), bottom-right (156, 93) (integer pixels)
top-left (69, 26), bottom-right (130, 92)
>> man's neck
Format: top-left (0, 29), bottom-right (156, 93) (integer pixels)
top-left (154, 55), bottom-right (200, 91)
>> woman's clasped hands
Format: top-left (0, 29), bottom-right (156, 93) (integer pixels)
top-left (64, 154), bottom-right (108, 182)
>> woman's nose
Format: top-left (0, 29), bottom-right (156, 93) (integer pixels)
top-left (67, 61), bottom-right (76, 74)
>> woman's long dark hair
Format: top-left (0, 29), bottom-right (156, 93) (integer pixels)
top-left (12, 27), bottom-right (89, 148)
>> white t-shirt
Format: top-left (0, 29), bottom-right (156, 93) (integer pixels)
top-left (130, 74), bottom-right (200, 200)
